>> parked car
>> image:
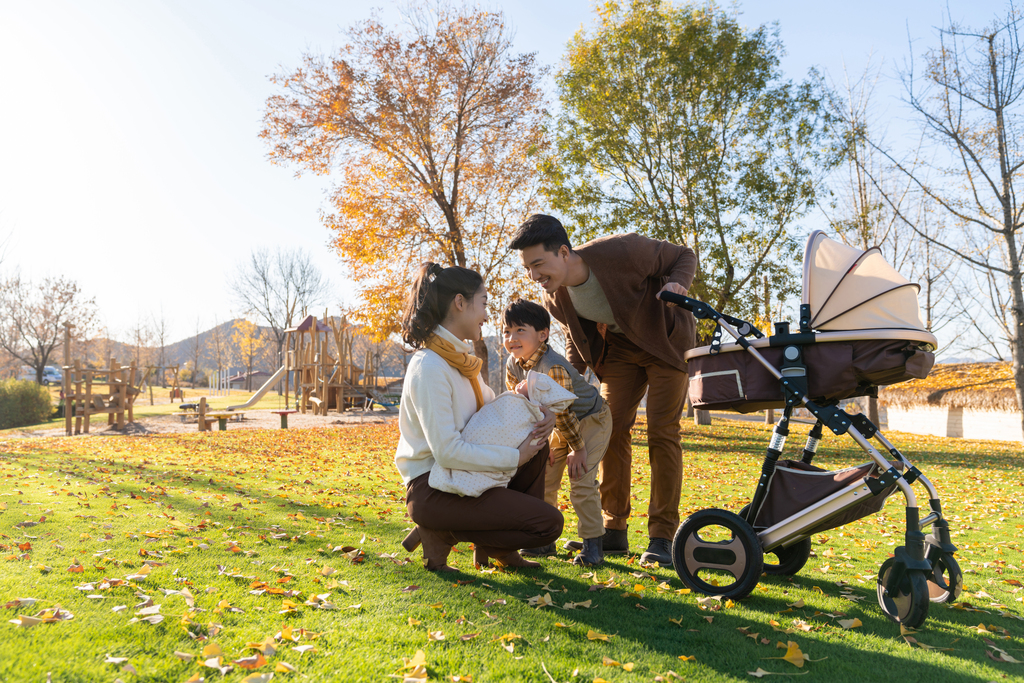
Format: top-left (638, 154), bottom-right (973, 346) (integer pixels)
top-left (16, 366), bottom-right (63, 386)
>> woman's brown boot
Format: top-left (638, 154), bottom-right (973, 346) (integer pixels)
top-left (490, 550), bottom-right (541, 569)
top-left (418, 527), bottom-right (458, 572)
top-left (401, 527), bottom-right (421, 552)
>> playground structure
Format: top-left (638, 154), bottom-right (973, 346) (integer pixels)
top-left (135, 364), bottom-right (182, 405)
top-left (61, 323), bottom-right (140, 435)
top-left (283, 312), bottom-right (396, 415)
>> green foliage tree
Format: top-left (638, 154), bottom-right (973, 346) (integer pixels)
top-left (543, 0), bottom-right (829, 328)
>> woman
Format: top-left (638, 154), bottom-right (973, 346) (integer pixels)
top-left (395, 262), bottom-right (563, 571)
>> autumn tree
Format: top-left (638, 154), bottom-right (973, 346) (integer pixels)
top-left (0, 275), bottom-right (98, 383)
top-left (231, 319), bottom-right (270, 391)
top-left (230, 247), bottom-right (330, 367)
top-left (861, 6), bottom-right (1024, 437)
top-left (261, 3), bottom-right (549, 380)
top-left (543, 0), bottom-right (829, 326)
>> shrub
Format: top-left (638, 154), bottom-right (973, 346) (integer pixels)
top-left (0, 379), bottom-right (53, 429)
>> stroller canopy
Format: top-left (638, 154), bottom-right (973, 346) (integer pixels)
top-left (802, 231), bottom-right (929, 333)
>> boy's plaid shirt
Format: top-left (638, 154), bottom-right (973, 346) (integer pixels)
top-left (506, 343), bottom-right (585, 452)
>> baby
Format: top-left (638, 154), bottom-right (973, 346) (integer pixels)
top-left (428, 370), bottom-right (576, 497)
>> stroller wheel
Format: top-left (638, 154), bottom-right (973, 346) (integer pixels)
top-left (764, 538), bottom-right (813, 576)
top-left (738, 505), bottom-right (812, 576)
top-left (925, 549), bottom-right (963, 604)
top-left (876, 557), bottom-right (930, 628)
top-left (672, 509), bottom-right (763, 600)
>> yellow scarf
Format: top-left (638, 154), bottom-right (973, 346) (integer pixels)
top-left (425, 333), bottom-right (484, 411)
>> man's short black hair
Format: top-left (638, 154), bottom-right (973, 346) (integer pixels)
top-left (502, 299), bottom-right (550, 333)
top-left (509, 214), bottom-right (572, 254)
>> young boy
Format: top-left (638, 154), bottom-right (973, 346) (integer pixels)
top-left (502, 299), bottom-right (613, 566)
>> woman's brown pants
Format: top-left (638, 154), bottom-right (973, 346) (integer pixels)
top-left (406, 444), bottom-right (564, 554)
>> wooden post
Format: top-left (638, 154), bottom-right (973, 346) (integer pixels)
top-left (84, 366), bottom-right (93, 434)
top-left (109, 357), bottom-right (118, 428)
top-left (765, 408), bottom-right (775, 424)
top-left (198, 396), bottom-right (208, 432)
top-left (126, 360), bottom-right (136, 425)
top-left (74, 360), bottom-right (82, 435)
top-left (63, 322), bottom-right (73, 436)
top-left (694, 409), bottom-right (712, 426)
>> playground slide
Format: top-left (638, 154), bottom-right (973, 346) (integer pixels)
top-left (226, 365), bottom-right (287, 411)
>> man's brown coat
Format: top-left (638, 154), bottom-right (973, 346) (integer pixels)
top-left (541, 233), bottom-right (698, 379)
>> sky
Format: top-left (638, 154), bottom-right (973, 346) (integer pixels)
top-left (0, 0), bottom-right (1012, 346)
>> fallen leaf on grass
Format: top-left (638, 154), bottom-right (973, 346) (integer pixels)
top-left (233, 653), bottom-right (268, 670)
top-left (240, 674), bottom-right (274, 683)
top-left (837, 618), bottom-right (862, 630)
top-left (275, 662), bottom-right (297, 673)
top-left (587, 630), bottom-right (612, 642)
top-left (747, 668), bottom-right (809, 677)
top-left (104, 655), bottom-right (128, 665)
top-left (173, 652), bottom-right (195, 661)
top-left (427, 631), bottom-right (445, 642)
top-left (678, 655), bottom-right (696, 662)
top-left (3, 598), bottom-right (37, 609)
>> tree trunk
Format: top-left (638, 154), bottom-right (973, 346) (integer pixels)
top-left (473, 339), bottom-right (489, 386)
top-left (694, 409), bottom-right (712, 426)
top-left (867, 396), bottom-right (879, 425)
top-left (764, 408), bottom-right (775, 424)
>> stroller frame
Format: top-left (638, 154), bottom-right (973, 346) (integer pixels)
top-left (660, 291), bottom-right (961, 628)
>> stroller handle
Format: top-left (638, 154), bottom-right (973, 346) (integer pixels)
top-left (657, 291), bottom-right (712, 317)
top-left (658, 291), bottom-right (764, 339)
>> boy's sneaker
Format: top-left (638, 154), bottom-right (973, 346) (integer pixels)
top-left (601, 527), bottom-right (629, 555)
top-left (521, 543), bottom-right (556, 557)
top-left (571, 537), bottom-right (603, 566)
top-left (640, 537), bottom-right (673, 567)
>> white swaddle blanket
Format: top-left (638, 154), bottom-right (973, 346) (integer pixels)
top-left (428, 370), bottom-right (577, 497)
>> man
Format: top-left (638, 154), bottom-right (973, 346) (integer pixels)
top-left (510, 214), bottom-right (697, 566)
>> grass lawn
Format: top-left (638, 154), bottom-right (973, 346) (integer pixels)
top-left (0, 419), bottom-right (1021, 682)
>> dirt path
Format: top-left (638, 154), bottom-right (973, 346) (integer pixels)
top-left (2, 409), bottom-right (397, 438)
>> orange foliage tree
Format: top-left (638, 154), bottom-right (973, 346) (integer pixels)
top-left (260, 4), bottom-right (548, 379)
top-left (231, 319), bottom-right (271, 391)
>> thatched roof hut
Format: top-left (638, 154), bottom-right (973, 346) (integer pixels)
top-left (879, 362), bottom-right (1019, 412)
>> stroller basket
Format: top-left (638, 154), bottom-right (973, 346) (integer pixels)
top-left (750, 459), bottom-right (904, 537)
top-left (688, 334), bottom-right (935, 413)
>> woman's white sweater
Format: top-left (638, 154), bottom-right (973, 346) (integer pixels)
top-left (394, 326), bottom-right (520, 484)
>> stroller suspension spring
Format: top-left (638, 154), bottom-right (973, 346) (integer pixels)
top-left (801, 420), bottom-right (825, 464)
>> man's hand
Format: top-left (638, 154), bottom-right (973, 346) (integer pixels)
top-left (657, 282), bottom-right (688, 307)
top-left (567, 447), bottom-right (588, 481)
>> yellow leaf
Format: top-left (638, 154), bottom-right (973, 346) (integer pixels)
top-left (587, 630), bottom-right (612, 642)
top-left (781, 641), bottom-right (806, 668)
top-left (622, 662), bottom-right (635, 671)
top-left (602, 656), bottom-right (620, 667)
top-left (837, 618), bottom-right (862, 629)
top-left (202, 643), bottom-right (222, 658)
top-left (408, 617), bottom-right (422, 626)
top-left (275, 662), bottom-right (297, 673)
top-left (678, 655), bottom-right (696, 662)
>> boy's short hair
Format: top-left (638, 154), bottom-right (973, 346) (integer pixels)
top-left (509, 214), bottom-right (573, 253)
top-left (502, 299), bottom-right (550, 333)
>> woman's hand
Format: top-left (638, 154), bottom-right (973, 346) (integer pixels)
top-left (517, 406), bottom-right (556, 466)
top-left (517, 433), bottom-right (544, 466)
top-left (530, 405), bottom-right (556, 443)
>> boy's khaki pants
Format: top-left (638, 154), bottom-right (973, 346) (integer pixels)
top-left (545, 402), bottom-right (612, 540)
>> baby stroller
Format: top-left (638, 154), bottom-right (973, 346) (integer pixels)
top-left (658, 231), bottom-right (960, 628)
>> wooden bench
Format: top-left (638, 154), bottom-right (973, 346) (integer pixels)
top-left (271, 410), bottom-right (298, 429)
